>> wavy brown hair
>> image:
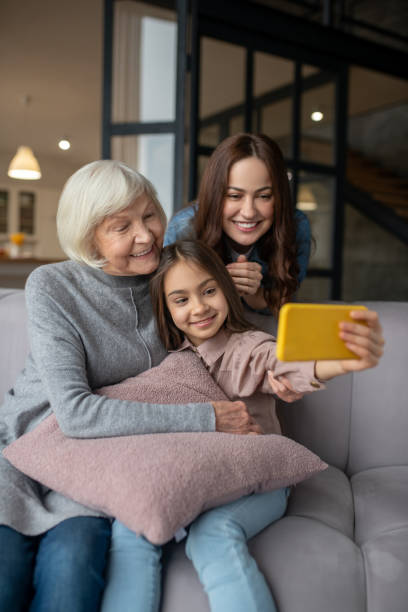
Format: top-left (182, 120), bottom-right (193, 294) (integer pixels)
top-left (150, 240), bottom-right (255, 350)
top-left (194, 133), bottom-right (299, 315)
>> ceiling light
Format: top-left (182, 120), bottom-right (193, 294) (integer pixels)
top-left (58, 139), bottom-right (71, 151)
top-left (311, 110), bottom-right (323, 122)
top-left (8, 146), bottom-right (42, 180)
top-left (7, 95), bottom-right (42, 180)
top-left (297, 186), bottom-right (317, 211)
top-left (297, 200), bottom-right (317, 211)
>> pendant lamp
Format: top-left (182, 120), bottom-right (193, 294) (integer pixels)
top-left (8, 145), bottom-right (42, 180)
top-left (7, 95), bottom-right (42, 180)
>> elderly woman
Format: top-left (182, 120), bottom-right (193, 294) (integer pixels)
top-left (0, 161), bottom-right (254, 611)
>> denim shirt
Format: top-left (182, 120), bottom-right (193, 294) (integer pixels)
top-left (164, 203), bottom-right (311, 284)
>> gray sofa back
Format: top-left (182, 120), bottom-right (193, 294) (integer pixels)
top-left (1, 290), bottom-right (407, 477)
top-left (0, 289), bottom-right (29, 401)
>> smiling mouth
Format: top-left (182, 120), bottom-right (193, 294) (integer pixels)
top-left (190, 315), bottom-right (216, 328)
top-left (232, 221), bottom-right (260, 230)
top-left (130, 245), bottom-right (154, 257)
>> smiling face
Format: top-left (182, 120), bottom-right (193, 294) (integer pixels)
top-left (93, 195), bottom-right (164, 276)
top-left (164, 258), bottom-right (229, 346)
top-left (222, 156), bottom-right (274, 252)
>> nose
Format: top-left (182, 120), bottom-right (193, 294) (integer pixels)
top-left (133, 221), bottom-right (152, 243)
top-left (240, 196), bottom-right (257, 219)
top-left (191, 295), bottom-right (208, 316)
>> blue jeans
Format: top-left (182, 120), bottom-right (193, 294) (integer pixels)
top-left (101, 521), bottom-right (162, 612)
top-left (102, 487), bottom-right (289, 612)
top-left (0, 517), bottom-right (111, 612)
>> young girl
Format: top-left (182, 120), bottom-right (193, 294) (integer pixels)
top-left (164, 133), bottom-right (312, 315)
top-left (142, 239), bottom-right (383, 612)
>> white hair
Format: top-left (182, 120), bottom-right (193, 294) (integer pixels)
top-left (57, 160), bottom-right (167, 268)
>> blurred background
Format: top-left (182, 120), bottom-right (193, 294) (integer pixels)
top-left (0, 0), bottom-right (407, 299)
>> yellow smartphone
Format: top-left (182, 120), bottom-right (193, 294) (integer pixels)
top-left (276, 303), bottom-right (367, 361)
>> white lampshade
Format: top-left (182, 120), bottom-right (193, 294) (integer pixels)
top-left (8, 146), bottom-right (42, 180)
top-left (297, 186), bottom-right (317, 211)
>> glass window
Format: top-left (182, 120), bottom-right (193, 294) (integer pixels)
top-left (260, 99), bottom-right (292, 158)
top-left (297, 172), bottom-right (335, 270)
top-left (300, 66), bottom-right (335, 166)
top-left (112, 2), bottom-right (177, 123)
top-left (343, 204), bottom-right (408, 301)
top-left (254, 52), bottom-right (294, 157)
top-left (199, 38), bottom-right (246, 146)
top-left (112, 134), bottom-right (175, 220)
top-left (297, 277), bottom-right (331, 302)
top-left (0, 191), bottom-right (8, 234)
top-left (198, 124), bottom-right (220, 148)
top-left (18, 192), bottom-right (35, 235)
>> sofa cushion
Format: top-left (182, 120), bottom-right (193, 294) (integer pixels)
top-left (351, 465), bottom-right (408, 612)
top-left (286, 465), bottom-right (354, 539)
top-left (352, 465), bottom-right (408, 545)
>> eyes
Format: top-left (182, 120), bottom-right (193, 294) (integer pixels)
top-left (112, 210), bottom-right (156, 233)
top-left (226, 191), bottom-right (273, 201)
top-left (172, 286), bottom-right (217, 306)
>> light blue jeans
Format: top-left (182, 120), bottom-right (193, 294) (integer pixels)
top-left (101, 487), bottom-right (289, 612)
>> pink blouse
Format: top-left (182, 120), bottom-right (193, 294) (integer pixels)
top-left (175, 328), bottom-right (324, 434)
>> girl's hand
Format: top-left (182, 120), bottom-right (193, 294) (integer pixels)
top-left (212, 400), bottom-right (264, 435)
top-left (315, 309), bottom-right (385, 380)
top-left (267, 371), bottom-right (304, 403)
top-left (226, 255), bottom-right (263, 296)
top-left (337, 309), bottom-right (384, 373)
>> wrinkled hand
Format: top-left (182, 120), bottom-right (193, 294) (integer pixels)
top-left (226, 255), bottom-right (263, 296)
top-left (337, 309), bottom-right (384, 373)
top-left (212, 400), bottom-right (263, 435)
top-left (267, 371), bottom-right (304, 403)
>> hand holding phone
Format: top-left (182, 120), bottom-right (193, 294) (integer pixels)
top-left (276, 303), bottom-right (384, 383)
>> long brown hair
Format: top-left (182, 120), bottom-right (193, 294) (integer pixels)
top-left (150, 240), bottom-right (255, 350)
top-left (194, 133), bottom-right (299, 315)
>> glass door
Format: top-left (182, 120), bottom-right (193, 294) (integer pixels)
top-left (188, 0), bottom-right (347, 299)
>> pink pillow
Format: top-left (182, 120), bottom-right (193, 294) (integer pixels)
top-left (3, 351), bottom-right (327, 545)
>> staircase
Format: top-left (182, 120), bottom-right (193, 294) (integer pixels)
top-left (345, 150), bottom-right (408, 244)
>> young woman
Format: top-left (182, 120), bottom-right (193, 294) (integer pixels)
top-left (164, 133), bottom-right (311, 315)
top-left (0, 161), bottom-right (248, 611)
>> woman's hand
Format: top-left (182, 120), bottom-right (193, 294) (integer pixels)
top-left (267, 371), bottom-right (304, 403)
top-left (226, 255), bottom-right (263, 296)
top-left (212, 400), bottom-right (264, 435)
top-left (315, 309), bottom-right (385, 380)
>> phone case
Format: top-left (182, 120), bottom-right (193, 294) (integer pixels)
top-left (276, 303), bottom-right (367, 361)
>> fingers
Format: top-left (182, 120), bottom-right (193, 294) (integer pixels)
top-left (226, 264), bottom-right (262, 281)
top-left (267, 372), bottom-right (303, 403)
top-left (226, 262), bottom-right (263, 296)
top-left (338, 310), bottom-right (385, 372)
top-left (212, 400), bottom-right (264, 435)
top-left (339, 310), bottom-right (385, 358)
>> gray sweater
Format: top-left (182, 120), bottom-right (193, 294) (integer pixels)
top-left (0, 260), bottom-right (215, 535)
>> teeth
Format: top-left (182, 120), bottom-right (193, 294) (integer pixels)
top-left (234, 221), bottom-right (258, 228)
top-left (131, 246), bottom-right (152, 257)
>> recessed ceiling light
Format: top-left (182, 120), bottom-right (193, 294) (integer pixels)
top-left (58, 139), bottom-right (71, 151)
top-left (311, 111), bottom-right (323, 122)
